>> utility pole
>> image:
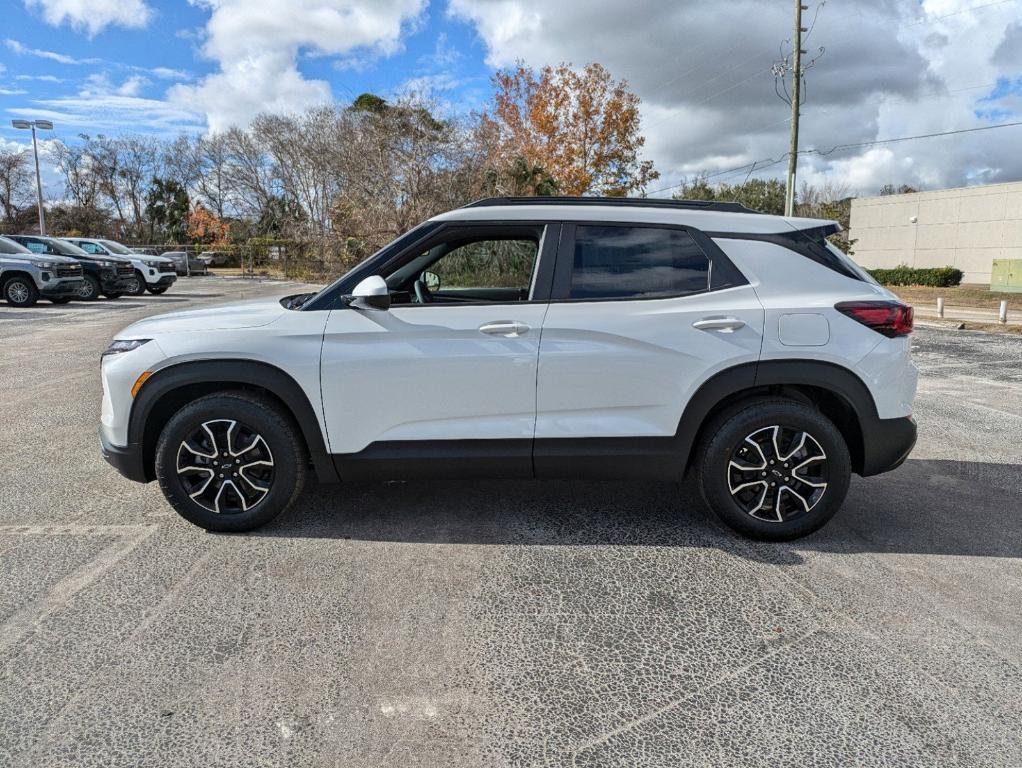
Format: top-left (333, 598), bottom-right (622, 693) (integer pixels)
top-left (784, 2), bottom-right (806, 217)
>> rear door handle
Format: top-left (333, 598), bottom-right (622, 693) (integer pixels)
top-left (479, 321), bottom-right (530, 337)
top-left (693, 316), bottom-right (746, 332)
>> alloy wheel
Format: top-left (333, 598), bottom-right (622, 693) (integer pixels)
top-left (726, 425), bottom-right (828, 523)
top-left (7, 280), bottom-right (30, 304)
top-left (176, 419), bottom-right (275, 514)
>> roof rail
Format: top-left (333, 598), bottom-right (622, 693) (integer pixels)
top-left (460, 196), bottom-right (758, 214)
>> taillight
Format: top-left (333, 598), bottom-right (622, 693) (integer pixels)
top-left (835, 301), bottom-right (913, 337)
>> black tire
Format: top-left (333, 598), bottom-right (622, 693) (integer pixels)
top-left (147, 284), bottom-right (169, 295)
top-left (50, 297), bottom-right (73, 304)
top-left (127, 271), bottom-right (147, 296)
top-left (104, 292), bottom-right (123, 299)
top-left (696, 398), bottom-right (851, 541)
top-left (78, 275), bottom-right (101, 301)
top-left (3, 275), bottom-right (39, 307)
top-left (155, 391), bottom-right (307, 532)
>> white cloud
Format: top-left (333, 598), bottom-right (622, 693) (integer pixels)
top-left (115, 74), bottom-right (148, 96)
top-left (24, 0), bottom-right (153, 36)
top-left (169, 0), bottom-right (427, 131)
top-left (450, 0), bottom-right (1022, 195)
top-left (4, 38), bottom-right (99, 65)
top-left (148, 67), bottom-right (190, 81)
top-left (15, 75), bottom-right (65, 82)
top-left (11, 72), bottom-right (204, 135)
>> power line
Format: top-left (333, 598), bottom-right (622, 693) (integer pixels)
top-left (905, 0), bottom-right (1016, 26)
top-left (648, 119), bottom-right (1022, 197)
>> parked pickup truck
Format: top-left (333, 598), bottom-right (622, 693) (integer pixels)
top-left (0, 235), bottom-right (85, 306)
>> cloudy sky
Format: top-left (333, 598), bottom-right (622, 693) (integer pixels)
top-left (2, 0), bottom-right (1021, 199)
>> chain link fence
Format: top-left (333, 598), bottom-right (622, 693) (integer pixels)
top-left (126, 238), bottom-right (367, 283)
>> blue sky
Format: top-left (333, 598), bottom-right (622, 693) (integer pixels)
top-left (2, 0), bottom-right (1022, 196)
top-left (1, 0), bottom-right (493, 144)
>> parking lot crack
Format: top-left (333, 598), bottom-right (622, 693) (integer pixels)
top-left (564, 626), bottom-right (821, 760)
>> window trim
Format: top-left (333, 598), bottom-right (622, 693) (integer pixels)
top-left (549, 220), bottom-right (748, 304)
top-left (308, 221), bottom-right (560, 311)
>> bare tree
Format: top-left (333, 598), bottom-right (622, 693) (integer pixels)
top-left (0, 147), bottom-right (34, 227)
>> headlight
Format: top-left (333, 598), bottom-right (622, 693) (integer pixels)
top-left (102, 338), bottom-right (152, 357)
top-left (144, 260), bottom-right (160, 267)
top-left (95, 260), bottom-right (114, 267)
top-left (31, 260), bottom-right (59, 268)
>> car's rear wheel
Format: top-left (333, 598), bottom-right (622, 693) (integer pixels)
top-left (696, 398), bottom-right (850, 541)
top-left (155, 392), bottom-right (306, 532)
top-left (3, 275), bottom-right (39, 307)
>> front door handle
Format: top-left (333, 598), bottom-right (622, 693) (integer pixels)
top-left (693, 316), bottom-right (746, 332)
top-left (479, 321), bottom-right (530, 337)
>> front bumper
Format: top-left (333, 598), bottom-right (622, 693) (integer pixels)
top-left (40, 279), bottom-right (86, 298)
top-left (99, 268), bottom-right (134, 293)
top-left (148, 274), bottom-right (177, 288)
top-left (860, 415), bottom-right (917, 476)
top-left (100, 431), bottom-right (148, 483)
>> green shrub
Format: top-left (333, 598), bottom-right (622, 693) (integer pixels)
top-left (866, 265), bottom-right (963, 287)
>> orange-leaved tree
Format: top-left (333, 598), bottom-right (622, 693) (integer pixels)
top-left (187, 204), bottom-right (230, 248)
top-left (492, 62), bottom-right (658, 196)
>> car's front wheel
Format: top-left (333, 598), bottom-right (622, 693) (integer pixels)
top-left (155, 392), bottom-right (307, 532)
top-left (78, 275), bottom-right (101, 300)
top-left (3, 275), bottom-right (39, 307)
top-left (696, 398), bottom-right (851, 541)
top-left (127, 271), bottom-right (147, 296)
top-left (147, 284), bottom-right (169, 295)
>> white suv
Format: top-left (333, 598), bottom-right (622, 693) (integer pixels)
top-left (66, 238), bottom-right (178, 296)
top-left (99, 198), bottom-right (917, 540)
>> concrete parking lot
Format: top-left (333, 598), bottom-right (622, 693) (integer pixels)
top-left (1, 278), bottom-right (1020, 766)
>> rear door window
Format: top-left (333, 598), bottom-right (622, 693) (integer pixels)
top-left (568, 225), bottom-right (710, 300)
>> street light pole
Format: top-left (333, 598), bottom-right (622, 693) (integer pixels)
top-left (11, 119), bottom-right (54, 235)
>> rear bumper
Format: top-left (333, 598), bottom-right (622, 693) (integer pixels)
top-left (860, 415), bottom-right (917, 476)
top-left (99, 431), bottom-right (148, 483)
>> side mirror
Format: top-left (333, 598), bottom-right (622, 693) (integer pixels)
top-left (422, 270), bottom-right (440, 292)
top-left (345, 275), bottom-right (391, 311)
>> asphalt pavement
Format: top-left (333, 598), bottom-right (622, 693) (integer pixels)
top-left (1, 278), bottom-right (1020, 767)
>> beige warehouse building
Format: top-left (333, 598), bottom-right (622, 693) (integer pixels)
top-left (849, 180), bottom-right (1022, 285)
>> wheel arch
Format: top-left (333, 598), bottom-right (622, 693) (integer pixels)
top-left (130, 359), bottom-right (337, 483)
top-left (2, 269), bottom-right (37, 287)
top-left (679, 360), bottom-right (878, 476)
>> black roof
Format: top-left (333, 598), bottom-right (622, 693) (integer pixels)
top-left (461, 196), bottom-right (757, 214)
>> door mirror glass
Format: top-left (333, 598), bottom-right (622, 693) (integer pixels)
top-left (346, 275), bottom-right (391, 311)
top-left (422, 270), bottom-right (440, 292)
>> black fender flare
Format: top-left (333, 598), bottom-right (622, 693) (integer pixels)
top-left (129, 359), bottom-right (337, 483)
top-left (676, 359), bottom-right (884, 475)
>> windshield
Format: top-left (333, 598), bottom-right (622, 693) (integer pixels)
top-left (301, 221), bottom-right (440, 311)
top-left (0, 236), bottom-right (32, 255)
top-left (100, 240), bottom-right (133, 255)
top-left (49, 239), bottom-right (90, 256)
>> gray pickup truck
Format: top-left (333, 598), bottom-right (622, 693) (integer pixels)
top-left (0, 235), bottom-right (85, 307)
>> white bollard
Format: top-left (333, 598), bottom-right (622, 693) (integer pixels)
top-left (937, 297), bottom-right (944, 318)
top-left (999, 300), bottom-right (1008, 324)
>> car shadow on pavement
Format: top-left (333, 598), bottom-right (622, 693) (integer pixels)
top-left (256, 459), bottom-right (1022, 563)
